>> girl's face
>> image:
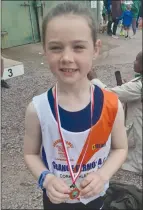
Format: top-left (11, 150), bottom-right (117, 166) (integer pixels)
top-left (44, 14), bottom-right (100, 85)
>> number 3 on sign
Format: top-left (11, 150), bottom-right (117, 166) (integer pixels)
top-left (8, 69), bottom-right (13, 77)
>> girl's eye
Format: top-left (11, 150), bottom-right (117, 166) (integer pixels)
top-left (74, 46), bottom-right (85, 50)
top-left (49, 46), bottom-right (62, 51)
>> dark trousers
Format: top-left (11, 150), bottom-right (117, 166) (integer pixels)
top-left (132, 18), bottom-right (137, 34)
top-left (107, 18), bottom-right (119, 35)
top-left (43, 192), bottom-right (104, 210)
top-left (136, 15), bottom-right (140, 28)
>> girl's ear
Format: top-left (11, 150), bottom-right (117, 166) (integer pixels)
top-left (94, 39), bottom-right (102, 60)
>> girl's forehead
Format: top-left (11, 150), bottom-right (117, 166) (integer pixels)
top-left (48, 14), bottom-right (88, 26)
top-left (46, 15), bottom-right (92, 41)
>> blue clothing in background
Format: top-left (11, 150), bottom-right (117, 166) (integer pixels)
top-left (122, 10), bottom-right (133, 27)
top-left (107, 0), bottom-right (111, 13)
top-left (104, 0), bottom-right (111, 13)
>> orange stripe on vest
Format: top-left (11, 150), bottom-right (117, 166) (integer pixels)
top-left (74, 89), bottom-right (118, 170)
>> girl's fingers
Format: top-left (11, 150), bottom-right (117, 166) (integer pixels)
top-left (53, 181), bottom-right (70, 194)
top-left (80, 181), bottom-right (104, 198)
top-left (48, 190), bottom-right (68, 204)
top-left (80, 182), bottom-right (94, 196)
top-left (50, 187), bottom-right (69, 200)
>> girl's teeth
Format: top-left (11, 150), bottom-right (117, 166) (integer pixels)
top-left (62, 69), bottom-right (76, 72)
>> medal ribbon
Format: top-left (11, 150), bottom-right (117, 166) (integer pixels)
top-left (54, 83), bottom-right (94, 185)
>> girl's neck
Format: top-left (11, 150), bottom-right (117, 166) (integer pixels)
top-left (57, 78), bottom-right (91, 97)
top-left (55, 78), bottom-right (92, 112)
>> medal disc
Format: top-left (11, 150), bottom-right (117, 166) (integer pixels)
top-left (69, 188), bottom-right (80, 200)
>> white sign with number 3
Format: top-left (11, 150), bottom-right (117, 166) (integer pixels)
top-left (2, 64), bottom-right (24, 80)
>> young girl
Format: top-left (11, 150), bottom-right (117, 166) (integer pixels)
top-left (24, 2), bottom-right (128, 210)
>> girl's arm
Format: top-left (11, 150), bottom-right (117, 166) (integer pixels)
top-left (97, 100), bottom-right (128, 182)
top-left (24, 103), bottom-right (70, 202)
top-left (24, 102), bottom-right (49, 180)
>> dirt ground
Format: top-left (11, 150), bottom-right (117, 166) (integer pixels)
top-left (1, 31), bottom-right (142, 209)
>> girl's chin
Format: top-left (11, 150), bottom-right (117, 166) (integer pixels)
top-left (58, 76), bottom-right (81, 85)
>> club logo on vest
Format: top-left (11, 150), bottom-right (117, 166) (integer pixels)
top-left (92, 143), bottom-right (106, 151)
top-left (53, 139), bottom-right (74, 161)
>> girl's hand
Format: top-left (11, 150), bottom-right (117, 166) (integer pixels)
top-left (80, 172), bottom-right (105, 198)
top-left (43, 174), bottom-right (70, 204)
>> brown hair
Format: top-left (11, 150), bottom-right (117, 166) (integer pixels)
top-left (42, 2), bottom-right (97, 48)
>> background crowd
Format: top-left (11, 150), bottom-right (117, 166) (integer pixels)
top-left (101, 0), bottom-right (142, 39)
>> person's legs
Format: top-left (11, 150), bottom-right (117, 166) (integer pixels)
top-left (124, 28), bottom-right (128, 38)
top-left (120, 25), bottom-right (125, 36)
top-left (132, 18), bottom-right (137, 35)
top-left (112, 18), bottom-right (119, 36)
top-left (124, 26), bottom-right (131, 39)
top-left (127, 28), bottom-right (131, 38)
top-left (105, 14), bottom-right (108, 25)
top-left (107, 21), bottom-right (113, 35)
top-left (136, 14), bottom-right (140, 28)
top-left (125, 29), bottom-right (129, 38)
top-left (102, 13), bottom-right (106, 24)
top-left (107, 14), bottom-right (113, 35)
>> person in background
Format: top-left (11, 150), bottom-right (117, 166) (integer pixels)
top-left (103, 0), bottom-right (112, 36)
top-left (102, 4), bottom-right (108, 25)
top-left (131, 0), bottom-right (141, 37)
top-left (88, 51), bottom-right (142, 174)
top-left (120, 4), bottom-right (133, 39)
top-left (138, 2), bottom-right (143, 29)
top-left (1, 57), bottom-right (10, 88)
top-left (120, 0), bottom-right (127, 36)
top-left (106, 0), bottom-right (123, 39)
top-left (136, 13), bottom-right (140, 28)
top-left (99, 2), bottom-right (108, 34)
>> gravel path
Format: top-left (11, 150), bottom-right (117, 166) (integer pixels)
top-left (2, 43), bottom-right (142, 209)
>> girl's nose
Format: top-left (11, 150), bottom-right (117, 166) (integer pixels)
top-left (60, 49), bottom-right (74, 64)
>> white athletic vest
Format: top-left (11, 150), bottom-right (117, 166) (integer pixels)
top-left (32, 89), bottom-right (118, 204)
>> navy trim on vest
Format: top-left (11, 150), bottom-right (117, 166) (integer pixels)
top-left (48, 85), bottom-right (104, 132)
